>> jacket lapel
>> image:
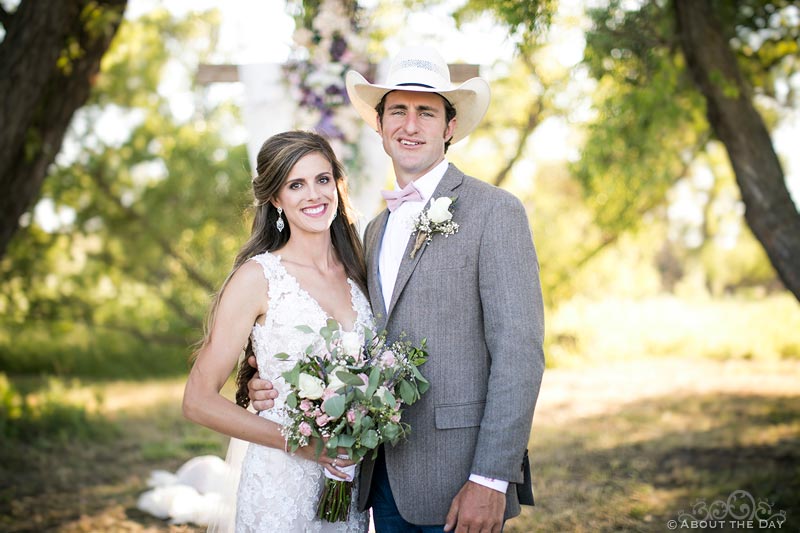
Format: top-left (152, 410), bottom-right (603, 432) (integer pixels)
top-left (366, 208), bottom-right (390, 328)
top-left (385, 164), bottom-right (464, 319)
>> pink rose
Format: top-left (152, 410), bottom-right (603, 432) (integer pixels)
top-left (299, 422), bottom-right (312, 437)
top-left (346, 409), bottom-right (357, 425)
top-left (322, 387), bottom-right (338, 400)
top-left (390, 414), bottom-right (401, 423)
top-left (356, 373), bottom-right (369, 393)
top-left (299, 399), bottom-right (313, 413)
top-left (380, 350), bottom-right (396, 368)
top-left (316, 414), bottom-right (331, 427)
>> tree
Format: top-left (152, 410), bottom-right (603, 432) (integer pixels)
top-left (674, 0), bottom-right (800, 300)
top-left (0, 0), bottom-right (127, 260)
top-left (579, 0), bottom-right (800, 300)
top-left (0, 8), bottom-right (250, 377)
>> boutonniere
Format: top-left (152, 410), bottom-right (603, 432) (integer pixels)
top-left (409, 196), bottom-right (459, 259)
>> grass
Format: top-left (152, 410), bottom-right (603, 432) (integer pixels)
top-left (506, 356), bottom-right (800, 532)
top-left (0, 376), bottom-right (227, 533)
top-left (1, 357), bottom-right (798, 532)
top-left (508, 394), bottom-right (799, 532)
top-left (1, 295), bottom-right (798, 531)
top-left (546, 294), bottom-right (800, 368)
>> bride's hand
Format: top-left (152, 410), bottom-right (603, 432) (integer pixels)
top-left (293, 442), bottom-right (357, 479)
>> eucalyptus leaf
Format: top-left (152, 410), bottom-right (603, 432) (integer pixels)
top-left (383, 388), bottom-right (397, 409)
top-left (337, 434), bottom-right (355, 448)
top-left (322, 394), bottom-right (346, 419)
top-left (336, 370), bottom-right (365, 386)
top-left (361, 429), bottom-right (378, 449)
top-left (366, 366), bottom-right (380, 397)
top-left (399, 380), bottom-right (416, 405)
top-left (282, 365), bottom-right (300, 387)
top-left (286, 392), bottom-right (297, 409)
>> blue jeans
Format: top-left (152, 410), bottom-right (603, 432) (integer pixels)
top-left (370, 449), bottom-right (446, 533)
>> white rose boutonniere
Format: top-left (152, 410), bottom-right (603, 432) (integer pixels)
top-left (410, 196), bottom-right (459, 259)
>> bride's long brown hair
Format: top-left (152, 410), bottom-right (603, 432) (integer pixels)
top-left (191, 131), bottom-right (367, 408)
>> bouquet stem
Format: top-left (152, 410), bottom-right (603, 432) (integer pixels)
top-left (316, 478), bottom-right (352, 522)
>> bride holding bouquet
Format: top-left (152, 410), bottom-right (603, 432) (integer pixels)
top-left (183, 131), bottom-right (426, 532)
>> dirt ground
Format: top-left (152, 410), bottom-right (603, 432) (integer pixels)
top-left (2, 356), bottom-right (798, 532)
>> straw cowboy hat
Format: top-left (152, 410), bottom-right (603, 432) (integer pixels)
top-left (345, 46), bottom-right (491, 144)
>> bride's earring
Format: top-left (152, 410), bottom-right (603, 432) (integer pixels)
top-left (276, 207), bottom-right (285, 233)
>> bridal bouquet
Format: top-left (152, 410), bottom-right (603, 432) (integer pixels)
top-left (276, 319), bottom-right (429, 522)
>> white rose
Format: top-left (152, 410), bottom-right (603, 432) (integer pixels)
top-left (427, 197), bottom-right (453, 224)
top-left (340, 331), bottom-right (362, 358)
top-left (326, 366), bottom-right (347, 392)
top-left (297, 373), bottom-right (325, 400)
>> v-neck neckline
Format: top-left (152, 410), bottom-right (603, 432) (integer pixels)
top-left (274, 254), bottom-right (359, 333)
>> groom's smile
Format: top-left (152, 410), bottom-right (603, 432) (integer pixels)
top-left (377, 90), bottom-right (456, 185)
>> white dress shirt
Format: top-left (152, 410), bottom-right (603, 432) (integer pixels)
top-left (377, 159), bottom-right (509, 495)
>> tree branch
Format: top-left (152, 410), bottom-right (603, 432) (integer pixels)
top-left (491, 97), bottom-right (544, 188)
top-left (551, 132), bottom-right (711, 290)
top-left (93, 249), bottom-right (204, 330)
top-left (675, 0), bottom-right (800, 301)
top-left (90, 163), bottom-right (217, 294)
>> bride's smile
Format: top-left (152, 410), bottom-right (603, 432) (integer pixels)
top-left (273, 152), bottom-right (338, 236)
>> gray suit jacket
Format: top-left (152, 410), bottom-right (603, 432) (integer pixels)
top-left (357, 164), bottom-right (545, 525)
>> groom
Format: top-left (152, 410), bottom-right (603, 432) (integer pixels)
top-left (251, 46), bottom-right (545, 532)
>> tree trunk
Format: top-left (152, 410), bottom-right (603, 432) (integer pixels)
top-left (0, 0), bottom-right (127, 258)
top-left (674, 0), bottom-right (800, 301)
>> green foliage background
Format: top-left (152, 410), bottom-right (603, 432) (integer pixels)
top-left (1, 0), bottom-right (798, 382)
top-left (0, 9), bottom-right (252, 378)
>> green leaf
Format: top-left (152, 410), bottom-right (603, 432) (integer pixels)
top-left (363, 325), bottom-right (375, 345)
top-left (281, 365), bottom-right (301, 387)
top-left (417, 379), bottom-right (430, 395)
top-left (361, 429), bottom-right (379, 449)
top-left (336, 370), bottom-right (365, 387)
top-left (366, 366), bottom-right (380, 397)
top-left (382, 388), bottom-right (397, 409)
top-left (295, 325), bottom-right (315, 334)
top-left (383, 422), bottom-right (400, 442)
top-left (314, 437), bottom-right (324, 458)
top-left (322, 394), bottom-right (346, 419)
top-left (361, 415), bottom-right (374, 430)
top-left (320, 325), bottom-right (333, 343)
top-left (274, 352), bottom-right (290, 360)
top-left (337, 434), bottom-right (355, 448)
top-left (285, 393), bottom-right (297, 409)
top-left (399, 380), bottom-right (416, 405)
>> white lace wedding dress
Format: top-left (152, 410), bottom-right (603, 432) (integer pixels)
top-left (234, 251), bottom-right (372, 533)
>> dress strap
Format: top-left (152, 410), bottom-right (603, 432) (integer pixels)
top-left (248, 252), bottom-right (294, 304)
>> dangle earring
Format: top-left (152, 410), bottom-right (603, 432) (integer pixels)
top-left (276, 207), bottom-right (285, 232)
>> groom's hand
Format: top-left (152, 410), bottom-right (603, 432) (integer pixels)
top-left (247, 355), bottom-right (277, 411)
top-left (444, 481), bottom-right (504, 533)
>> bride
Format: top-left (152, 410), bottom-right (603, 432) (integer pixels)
top-left (183, 130), bottom-right (371, 532)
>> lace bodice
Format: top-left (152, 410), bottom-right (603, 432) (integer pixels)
top-left (248, 251), bottom-right (373, 423)
top-left (235, 251), bottom-right (371, 533)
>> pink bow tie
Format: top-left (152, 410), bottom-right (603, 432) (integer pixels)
top-left (381, 182), bottom-right (423, 212)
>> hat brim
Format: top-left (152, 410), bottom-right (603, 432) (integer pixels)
top-left (345, 71), bottom-right (490, 144)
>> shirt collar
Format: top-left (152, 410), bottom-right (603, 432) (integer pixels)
top-left (395, 159), bottom-right (449, 204)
